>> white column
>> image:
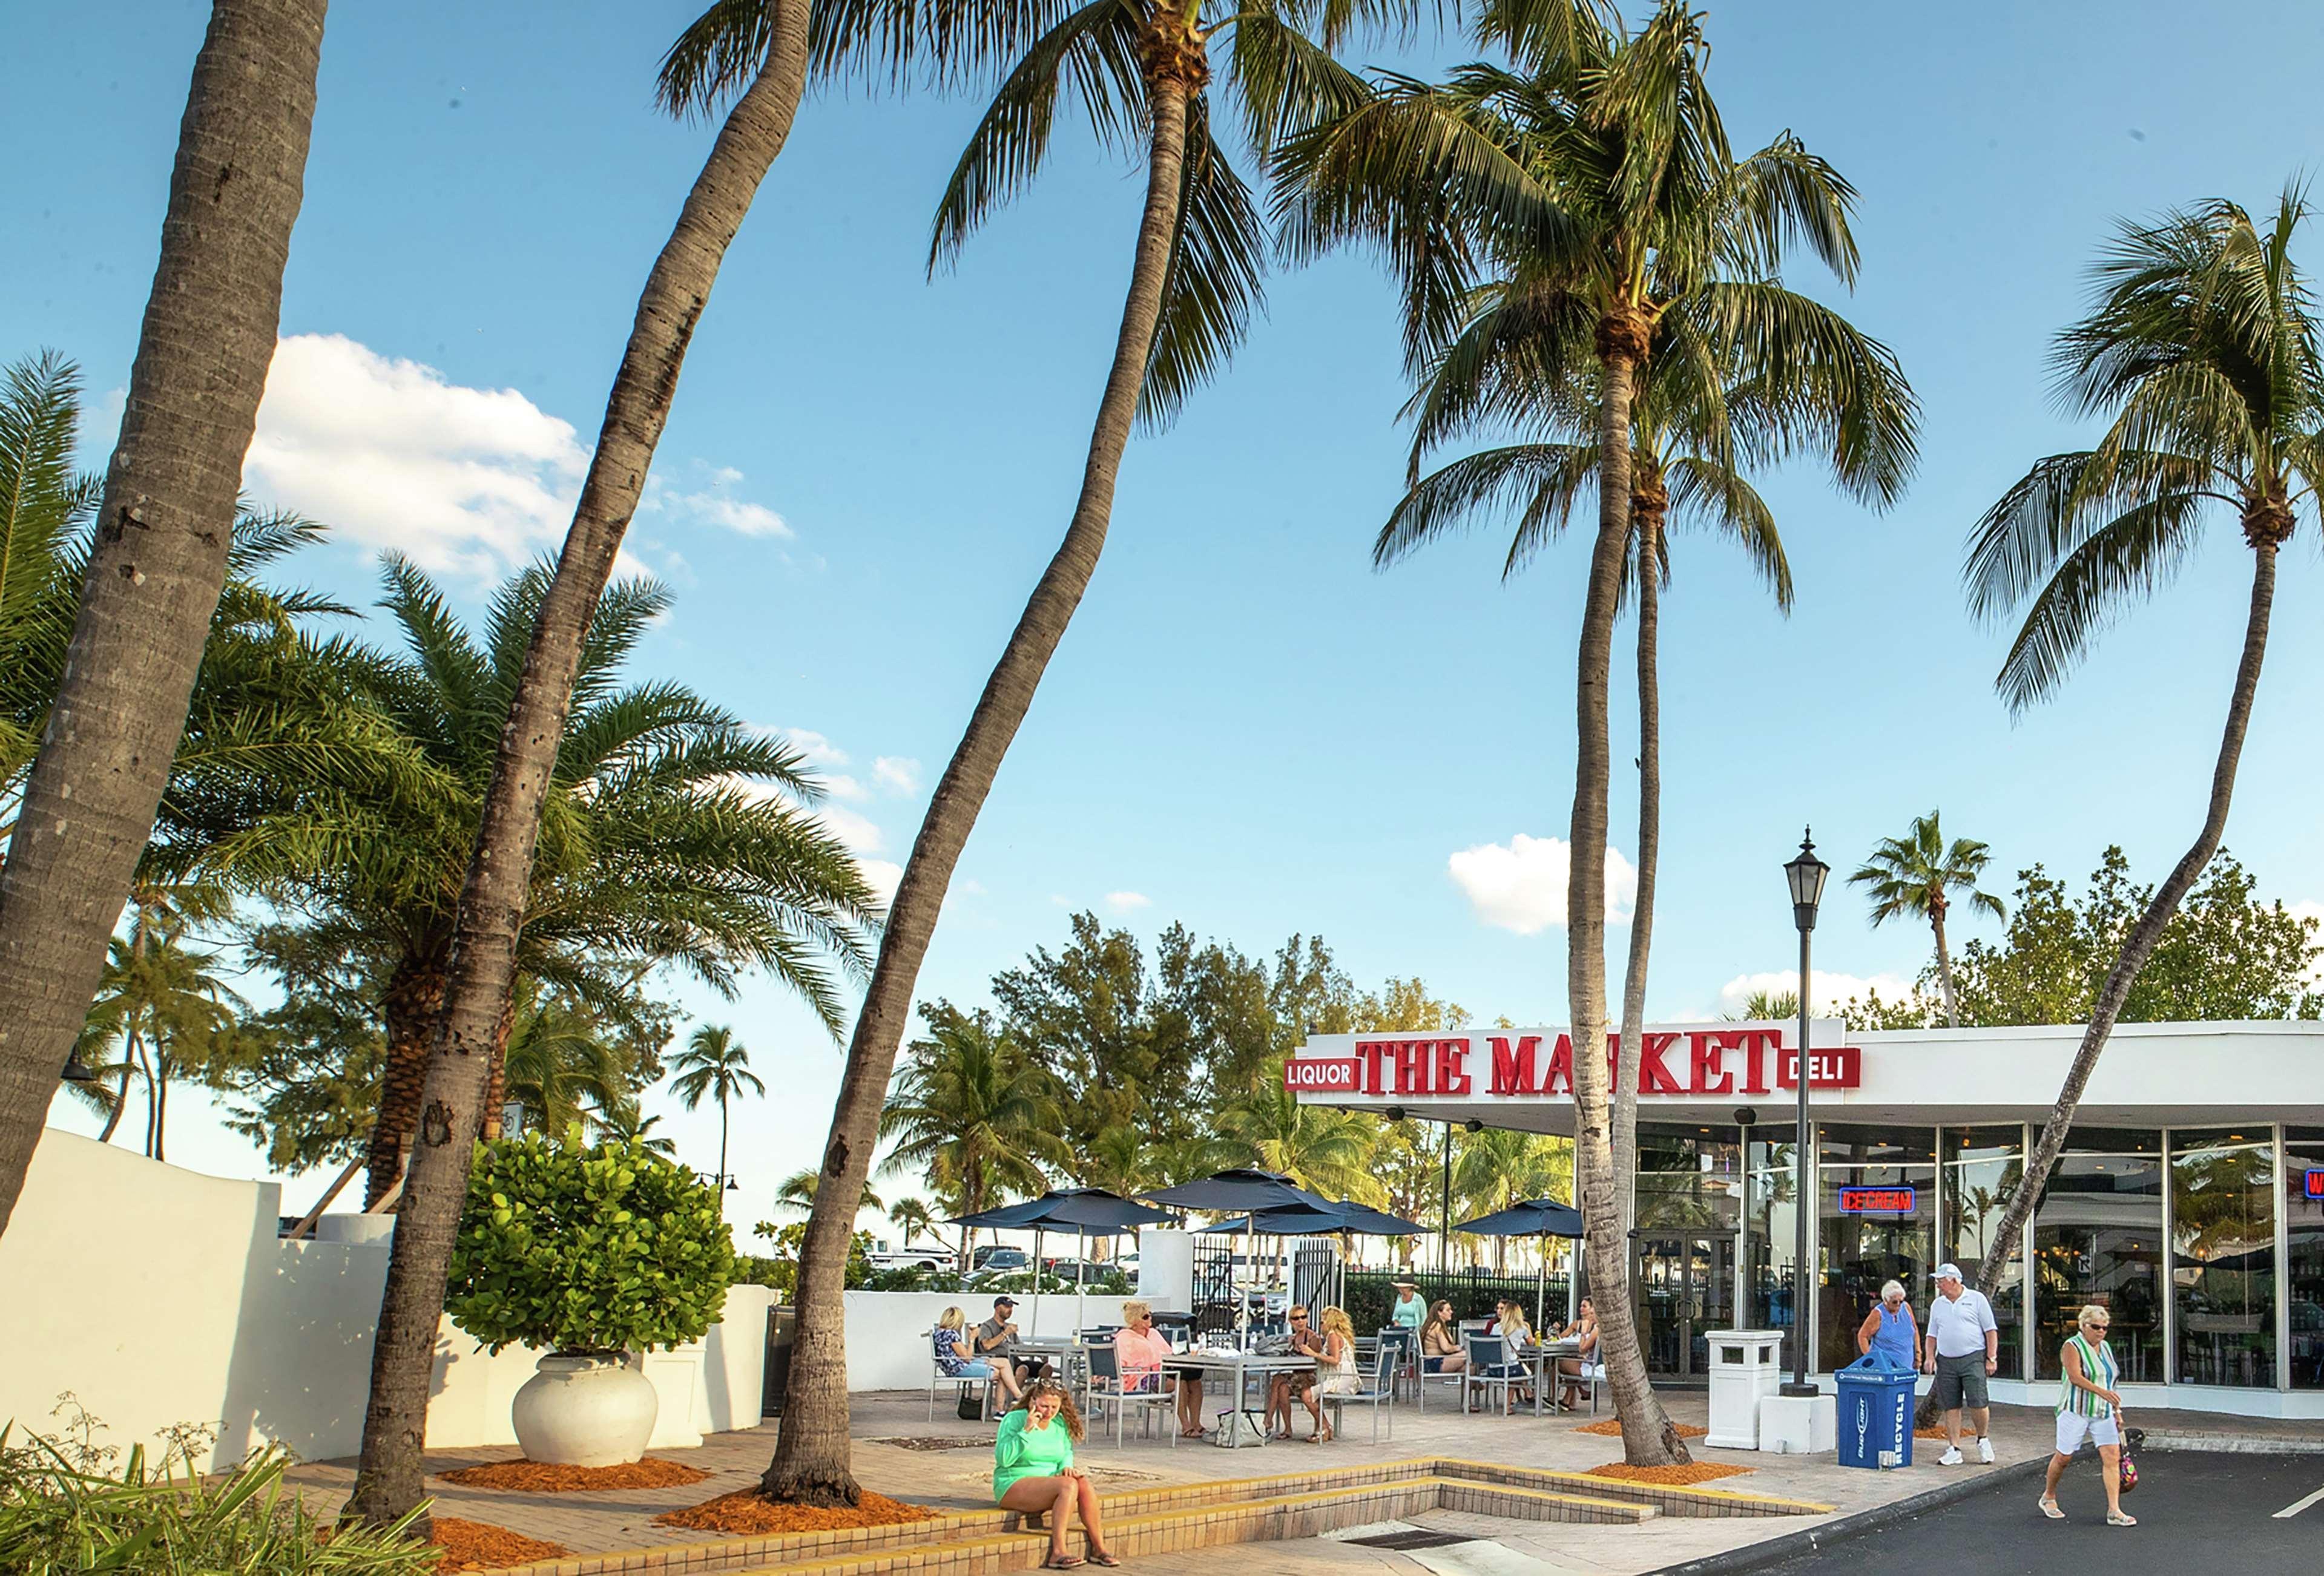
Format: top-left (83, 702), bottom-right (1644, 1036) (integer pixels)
top-left (2277, 1123), bottom-right (2293, 1391)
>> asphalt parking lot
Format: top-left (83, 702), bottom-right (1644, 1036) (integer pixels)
top-left (1747, 1450), bottom-right (2324, 1574)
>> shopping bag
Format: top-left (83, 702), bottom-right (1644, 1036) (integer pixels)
top-left (2117, 1426), bottom-right (2142, 1494)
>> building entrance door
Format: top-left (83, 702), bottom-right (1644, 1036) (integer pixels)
top-left (1637, 1234), bottom-right (1736, 1378)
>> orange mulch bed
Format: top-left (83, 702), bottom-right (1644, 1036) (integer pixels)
top-left (429, 1516), bottom-right (570, 1573)
top-left (1915, 1428), bottom-right (1954, 1440)
top-left (653, 1488), bottom-right (938, 1535)
top-left (1575, 1419), bottom-right (1708, 1439)
top-left (1584, 1460), bottom-right (1753, 1486)
top-left (438, 1457), bottom-right (711, 1492)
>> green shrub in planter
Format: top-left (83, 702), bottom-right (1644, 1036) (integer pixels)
top-left (447, 1129), bottom-right (737, 1355)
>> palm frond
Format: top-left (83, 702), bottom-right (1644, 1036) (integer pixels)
top-left (1138, 93), bottom-right (1269, 430)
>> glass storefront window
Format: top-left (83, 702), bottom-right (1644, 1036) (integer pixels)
top-left (1941, 1125), bottom-right (2026, 1379)
top-left (2170, 1128), bottom-right (2276, 1388)
top-left (2033, 1144), bottom-right (2164, 1384)
top-left (1818, 1125), bottom-right (1935, 1371)
top-left (1633, 1125), bottom-right (1740, 1377)
top-left (1746, 1134), bottom-right (1800, 1360)
top-left (2289, 1128), bottom-right (2324, 1390)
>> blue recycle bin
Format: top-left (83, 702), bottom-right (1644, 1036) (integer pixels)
top-left (1834, 1350), bottom-right (1918, 1470)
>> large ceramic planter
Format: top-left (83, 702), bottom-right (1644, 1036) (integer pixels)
top-left (511, 1353), bottom-right (658, 1466)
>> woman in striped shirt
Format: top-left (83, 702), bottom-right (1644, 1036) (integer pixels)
top-left (2039, 1305), bottom-right (2135, 1526)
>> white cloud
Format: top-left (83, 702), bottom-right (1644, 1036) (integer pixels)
top-left (1717, 969), bottom-right (1918, 1011)
top-left (1105, 891), bottom-right (1151, 913)
top-left (820, 774), bottom-right (871, 803)
top-left (243, 333), bottom-right (588, 577)
top-left (1447, 834), bottom-right (1637, 935)
top-left (861, 860), bottom-right (904, 905)
top-left (648, 462), bottom-right (792, 539)
top-left (811, 802), bottom-right (886, 856)
top-left (772, 728), bottom-right (849, 769)
top-left (874, 756), bottom-right (923, 795)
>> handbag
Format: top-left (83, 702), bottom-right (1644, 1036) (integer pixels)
top-left (2117, 1425), bottom-right (2142, 1494)
top-left (957, 1385), bottom-right (984, 1421)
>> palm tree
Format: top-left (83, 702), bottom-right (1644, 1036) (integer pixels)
top-left (0, 1), bottom-right (327, 1245)
top-left (1963, 187), bottom-right (2323, 1300)
top-left (1276, 0), bottom-right (1907, 1466)
top-left (499, 982), bottom-right (632, 1140)
top-left (878, 1005), bottom-right (1068, 1241)
top-left (77, 896), bottom-right (242, 1161)
top-left (670, 1024), bottom-right (765, 1187)
top-left (774, 1167), bottom-right (886, 1218)
top-left (888, 1197), bottom-right (937, 1249)
top-left (1726, 989), bottom-right (1800, 1022)
top-left (591, 1098), bottom-right (679, 1157)
top-left (189, 557), bottom-right (875, 1212)
top-left (768, 0), bottom-right (1404, 1503)
top-left (1452, 1126), bottom-right (1561, 1272)
top-left (1849, 812), bottom-right (2004, 1026)
top-left (1217, 1080), bottom-right (1386, 1204)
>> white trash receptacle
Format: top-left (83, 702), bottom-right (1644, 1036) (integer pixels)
top-left (1702, 1329), bottom-right (1785, 1450)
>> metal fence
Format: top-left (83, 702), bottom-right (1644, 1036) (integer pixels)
top-left (1340, 1266), bottom-right (1576, 1334)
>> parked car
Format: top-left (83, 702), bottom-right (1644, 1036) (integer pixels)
top-left (970, 1246), bottom-right (1030, 1273)
top-left (866, 1246), bottom-right (954, 1271)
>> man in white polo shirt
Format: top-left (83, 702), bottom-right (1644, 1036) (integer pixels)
top-left (1921, 1262), bottom-right (1998, 1465)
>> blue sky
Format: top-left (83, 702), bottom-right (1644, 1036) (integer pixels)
top-left (13, 1), bottom-right (2324, 1230)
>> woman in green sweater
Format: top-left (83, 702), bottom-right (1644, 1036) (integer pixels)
top-left (993, 1380), bottom-right (1120, 1568)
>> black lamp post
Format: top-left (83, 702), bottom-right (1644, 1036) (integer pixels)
top-left (59, 1049), bottom-right (100, 1085)
top-left (1782, 827), bottom-right (1829, 1395)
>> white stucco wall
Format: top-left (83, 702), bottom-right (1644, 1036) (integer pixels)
top-left (841, 1290), bottom-right (1131, 1392)
top-left (0, 1132), bottom-right (768, 1472)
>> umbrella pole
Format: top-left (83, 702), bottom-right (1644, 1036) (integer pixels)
top-left (1536, 1233), bottom-right (1546, 1332)
top-left (1242, 1218), bottom-right (1255, 1347)
top-left (1075, 1227), bottom-right (1086, 1335)
top-left (1033, 1227), bottom-right (1044, 1338)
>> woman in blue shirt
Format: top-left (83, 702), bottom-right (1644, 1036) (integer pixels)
top-left (1855, 1280), bottom-right (1919, 1367)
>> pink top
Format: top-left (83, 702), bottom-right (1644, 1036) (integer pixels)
top-left (1114, 1324), bottom-right (1174, 1379)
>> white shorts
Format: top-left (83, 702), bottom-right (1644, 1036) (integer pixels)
top-left (2054, 1411), bottom-right (2121, 1454)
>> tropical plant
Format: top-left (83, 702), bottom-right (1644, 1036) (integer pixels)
top-left (1452, 1127), bottom-right (1565, 1272)
top-left (766, 0), bottom-right (1406, 1502)
top-left (670, 1023), bottom-right (764, 1187)
top-left (774, 1167), bottom-right (886, 1218)
top-left (1273, 0), bottom-right (1909, 1465)
top-left (1849, 812), bottom-right (2003, 1025)
top-left (1217, 1078), bottom-right (1386, 1204)
top-left (1962, 188), bottom-right (2322, 1291)
top-left (878, 1003), bottom-right (1067, 1235)
top-left (887, 1197), bottom-right (937, 1248)
top-left (444, 1129), bottom-right (737, 1358)
top-left (591, 1099), bottom-right (680, 1157)
top-left (0, 1), bottom-right (328, 1247)
top-left (501, 982), bottom-right (638, 1141)
top-left (75, 899), bottom-right (242, 1162)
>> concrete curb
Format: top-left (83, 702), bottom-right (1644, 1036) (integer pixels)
top-left (1649, 1457), bottom-right (2046, 1576)
top-left (2142, 1432), bottom-right (2324, 1456)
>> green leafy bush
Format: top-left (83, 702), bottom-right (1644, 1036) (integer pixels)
top-left (0, 1407), bottom-right (433, 1574)
top-left (446, 1129), bottom-right (737, 1354)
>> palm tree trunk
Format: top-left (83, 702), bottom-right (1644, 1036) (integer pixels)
top-left (364, 956), bottom-right (444, 1210)
top-left (1613, 505), bottom-right (1662, 1241)
top-left (719, 1094), bottom-right (731, 1186)
top-left (1979, 536), bottom-right (2278, 1293)
top-left (478, 990), bottom-right (517, 1141)
top-left (339, 17), bottom-right (811, 1532)
top-left (0, 0), bottom-right (326, 1244)
top-left (1929, 901), bottom-right (1960, 1026)
top-left (1570, 313), bottom-right (1687, 1468)
top-left (137, 1037), bottom-right (160, 1159)
top-left (761, 63), bottom-right (1198, 1508)
top-left (152, 1060), bottom-right (170, 1164)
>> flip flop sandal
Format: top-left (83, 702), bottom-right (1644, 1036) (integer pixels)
top-left (2037, 1499), bottom-right (2064, 1520)
top-left (1088, 1554), bottom-right (1124, 1568)
top-left (1042, 1557), bottom-right (1085, 1571)
top-left (2107, 1512), bottom-right (2138, 1527)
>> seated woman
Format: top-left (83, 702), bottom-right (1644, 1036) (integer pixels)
top-left (993, 1381), bottom-right (1120, 1568)
top-left (1111, 1299), bottom-right (1191, 1437)
top-left (1420, 1299), bottom-right (1467, 1374)
top-left (1486, 1299), bottom-right (1536, 1410)
top-left (936, 1305), bottom-right (1020, 1407)
top-left (1265, 1305), bottom-right (1326, 1439)
top-left (1554, 1296), bottom-right (1601, 1411)
top-left (1301, 1307), bottom-right (1363, 1443)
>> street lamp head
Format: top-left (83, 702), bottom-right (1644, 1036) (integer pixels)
top-left (1463, 1118), bottom-right (1484, 1134)
top-left (59, 1048), bottom-right (100, 1085)
top-left (1784, 827), bottom-right (1829, 933)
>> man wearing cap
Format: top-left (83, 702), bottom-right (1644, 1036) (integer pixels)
top-left (1921, 1264), bottom-right (1998, 1465)
top-left (975, 1296), bottom-right (1038, 1391)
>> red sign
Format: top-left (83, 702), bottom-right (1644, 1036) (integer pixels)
top-left (1838, 1186), bottom-right (1917, 1214)
top-left (2306, 1169), bottom-right (2324, 1201)
top-left (1286, 1031), bottom-right (1863, 1101)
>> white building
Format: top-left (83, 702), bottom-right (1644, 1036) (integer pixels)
top-left (1286, 1019), bottom-right (2324, 1418)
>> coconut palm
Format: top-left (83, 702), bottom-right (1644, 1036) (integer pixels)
top-left (1849, 812), bottom-right (2004, 1026)
top-left (191, 557), bottom-right (875, 1213)
top-left (878, 1005), bottom-right (1068, 1233)
top-left (1217, 1080), bottom-right (1386, 1204)
top-left (500, 983), bottom-right (633, 1141)
top-left (888, 1197), bottom-right (937, 1249)
top-left (1276, 0), bottom-right (1909, 1465)
top-left (670, 1024), bottom-right (765, 1187)
top-left (1452, 1126), bottom-right (1562, 1272)
top-left (0, 2), bottom-right (326, 1246)
top-left (77, 896), bottom-right (242, 1163)
top-left (768, 0), bottom-right (1401, 1502)
top-left (774, 1167), bottom-right (887, 1218)
top-left (1963, 187), bottom-right (2323, 1296)
top-left (591, 1098), bottom-right (679, 1157)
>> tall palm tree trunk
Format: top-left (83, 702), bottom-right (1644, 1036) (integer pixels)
top-left (340, 18), bottom-right (811, 1531)
top-left (1569, 313), bottom-right (1687, 1468)
top-left (762, 61), bottom-right (1198, 1508)
top-left (364, 956), bottom-right (444, 1209)
top-left (96, 1055), bottom-right (134, 1145)
top-left (0, 0), bottom-right (326, 1243)
top-left (1612, 491), bottom-right (1664, 1240)
top-left (1929, 897), bottom-right (1959, 1026)
top-left (1978, 530), bottom-right (2280, 1291)
top-left (718, 1092), bottom-right (731, 1185)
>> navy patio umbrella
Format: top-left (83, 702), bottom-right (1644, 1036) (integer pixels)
top-left (1452, 1198), bottom-right (1587, 1330)
top-left (954, 1187), bottom-right (1177, 1329)
top-left (1144, 1170), bottom-right (1340, 1339)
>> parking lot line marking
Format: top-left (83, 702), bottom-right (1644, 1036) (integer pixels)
top-left (2271, 1485), bottom-right (2324, 1519)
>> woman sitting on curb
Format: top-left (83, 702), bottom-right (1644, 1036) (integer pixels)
top-left (993, 1380), bottom-right (1122, 1568)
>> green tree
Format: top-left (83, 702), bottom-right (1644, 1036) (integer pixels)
top-left (1217, 1075), bottom-right (1386, 1204)
top-left (501, 983), bottom-right (640, 1143)
top-left (993, 913), bottom-right (1179, 1153)
top-left (1849, 812), bottom-right (2003, 1025)
top-left (0, 0), bottom-right (328, 1246)
top-left (878, 1003), bottom-right (1067, 1245)
top-left (591, 1099), bottom-right (679, 1158)
top-left (887, 1197), bottom-right (937, 1249)
top-left (774, 1167), bottom-right (886, 1218)
top-left (1452, 1126), bottom-right (1565, 1272)
top-left (670, 1023), bottom-right (765, 1188)
top-left (1961, 189), bottom-right (2322, 1292)
top-left (1275, 0), bottom-right (1903, 1467)
top-left (77, 895), bottom-right (242, 1162)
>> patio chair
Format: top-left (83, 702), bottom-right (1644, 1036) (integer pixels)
top-left (1322, 1340), bottom-right (1395, 1445)
top-left (928, 1343), bottom-right (995, 1423)
top-left (1081, 1342), bottom-right (1177, 1448)
top-left (1461, 1334), bottom-right (1519, 1416)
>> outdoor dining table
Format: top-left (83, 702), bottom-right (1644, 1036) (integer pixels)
top-left (1005, 1335), bottom-right (1084, 1386)
top-left (1512, 1339), bottom-right (1581, 1417)
top-left (1162, 1350), bottom-right (1316, 1448)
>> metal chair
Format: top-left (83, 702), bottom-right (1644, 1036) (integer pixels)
top-left (1081, 1342), bottom-right (1177, 1448)
top-left (1323, 1340), bottom-right (1396, 1445)
top-left (928, 1336), bottom-right (995, 1423)
top-left (1461, 1334), bottom-right (1518, 1416)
